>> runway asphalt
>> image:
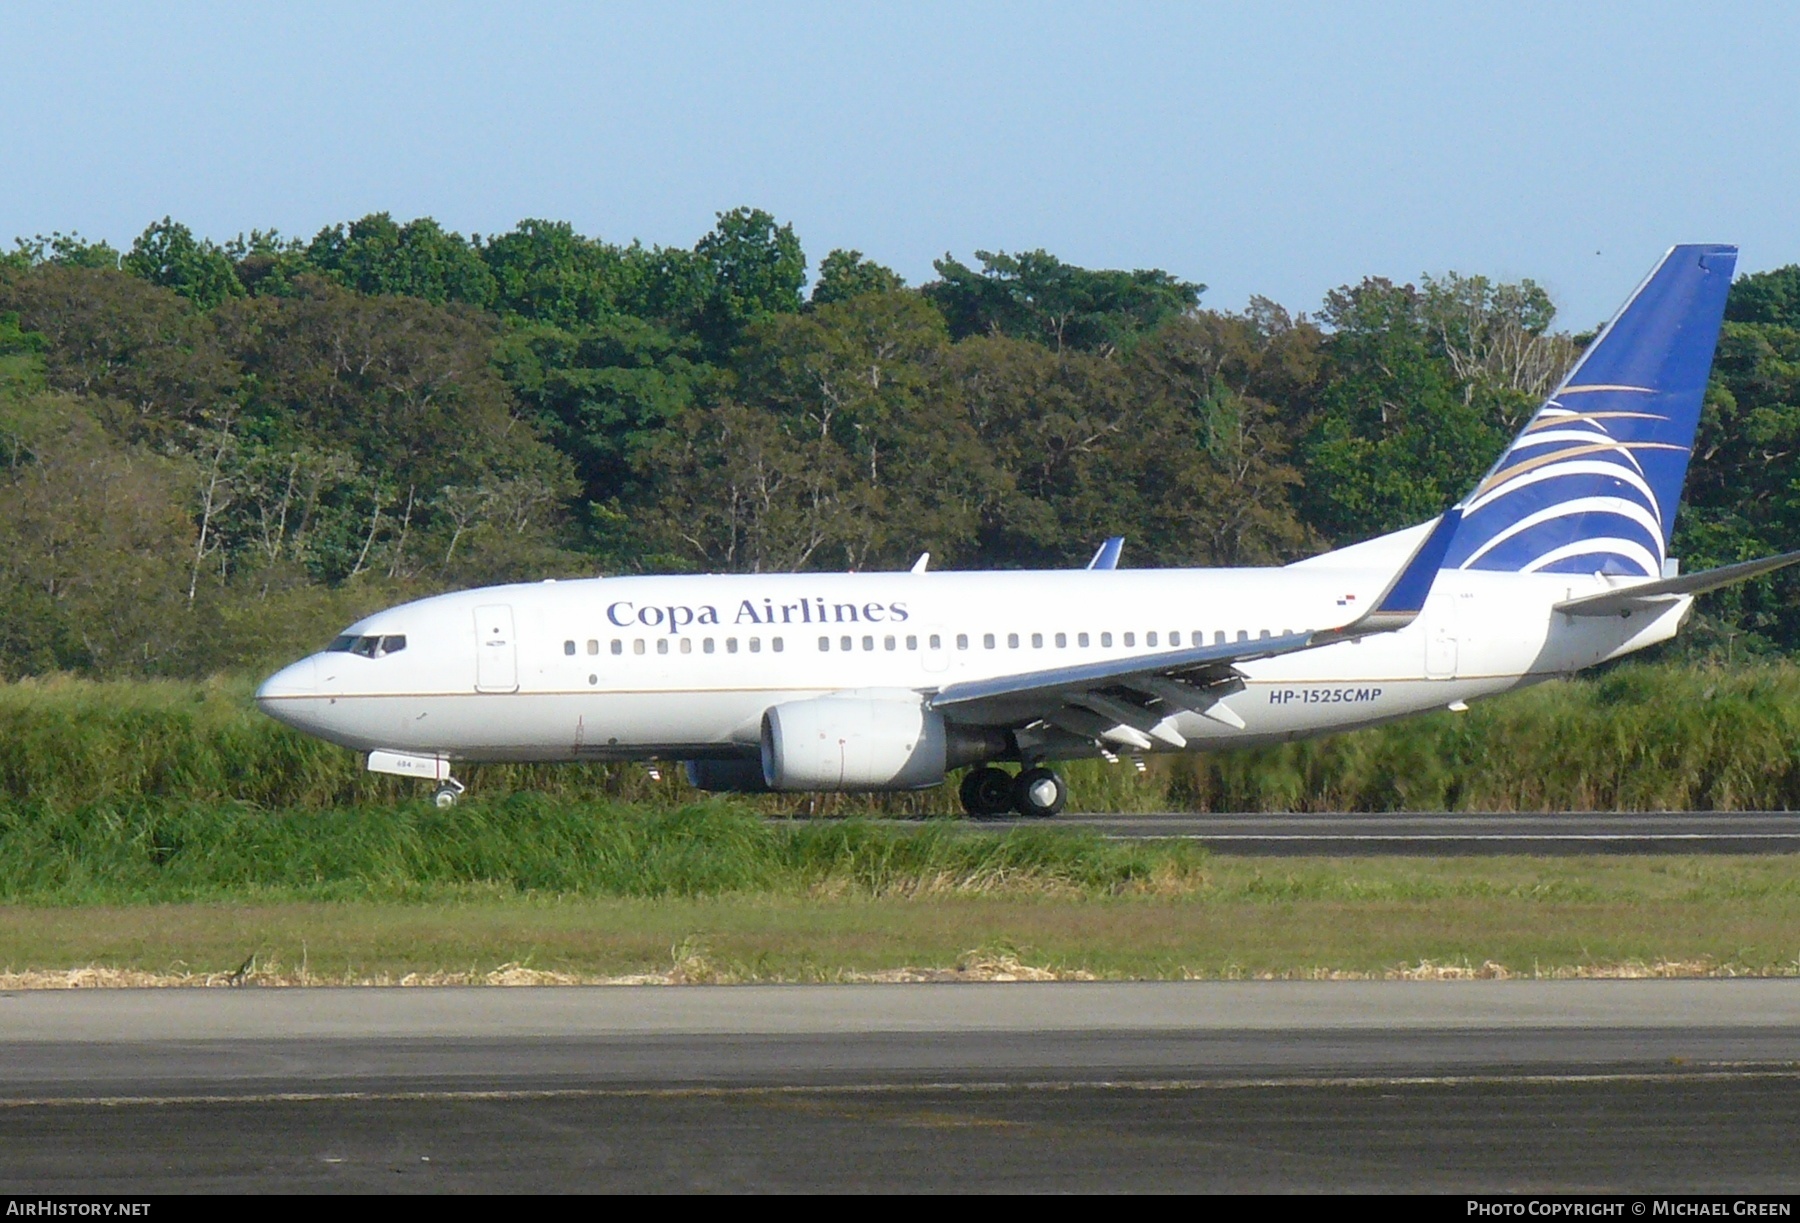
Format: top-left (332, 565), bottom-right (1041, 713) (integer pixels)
top-left (3, 981), bottom-right (1798, 1192)
top-left (978, 811), bottom-right (1800, 853)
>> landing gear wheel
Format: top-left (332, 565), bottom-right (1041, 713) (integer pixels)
top-left (432, 778), bottom-right (465, 809)
top-left (1012, 767), bottom-right (1067, 818)
top-left (959, 766), bottom-right (1017, 818)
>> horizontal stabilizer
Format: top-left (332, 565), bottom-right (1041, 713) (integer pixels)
top-left (1553, 549), bottom-right (1800, 617)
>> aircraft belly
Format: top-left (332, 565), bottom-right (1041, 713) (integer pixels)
top-left (301, 689), bottom-right (809, 761)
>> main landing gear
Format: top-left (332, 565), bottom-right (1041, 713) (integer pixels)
top-left (958, 765), bottom-right (1068, 819)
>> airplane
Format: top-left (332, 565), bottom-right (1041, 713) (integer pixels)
top-left (257, 244), bottom-right (1800, 818)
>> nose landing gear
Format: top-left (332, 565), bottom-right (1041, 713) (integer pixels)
top-left (367, 751), bottom-right (463, 806)
top-left (958, 765), bottom-right (1068, 819)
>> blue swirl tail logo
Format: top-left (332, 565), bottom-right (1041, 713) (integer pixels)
top-left (1441, 244), bottom-right (1737, 578)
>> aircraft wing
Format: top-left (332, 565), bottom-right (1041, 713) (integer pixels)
top-left (1552, 549), bottom-right (1800, 617)
top-left (929, 510), bottom-right (1461, 745)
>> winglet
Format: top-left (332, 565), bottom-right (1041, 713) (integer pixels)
top-left (910, 553), bottom-right (930, 574)
top-left (1316, 509), bottom-right (1461, 641)
top-left (1086, 537), bottom-right (1125, 570)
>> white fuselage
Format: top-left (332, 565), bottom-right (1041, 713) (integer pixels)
top-left (255, 564), bottom-right (1688, 764)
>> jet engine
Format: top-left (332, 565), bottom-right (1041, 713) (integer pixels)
top-left (761, 695), bottom-right (978, 791)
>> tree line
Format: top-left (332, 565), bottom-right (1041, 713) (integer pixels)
top-left (1, 210), bottom-right (1796, 677)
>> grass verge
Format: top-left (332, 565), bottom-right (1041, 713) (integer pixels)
top-left (4, 855), bottom-right (1799, 984)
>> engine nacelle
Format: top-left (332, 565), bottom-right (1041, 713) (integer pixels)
top-left (684, 758), bottom-right (772, 793)
top-left (760, 695), bottom-right (948, 791)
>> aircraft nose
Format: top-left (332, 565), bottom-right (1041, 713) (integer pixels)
top-left (255, 657), bottom-right (319, 719)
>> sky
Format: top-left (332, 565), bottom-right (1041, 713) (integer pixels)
top-left (4, 2), bottom-right (1797, 329)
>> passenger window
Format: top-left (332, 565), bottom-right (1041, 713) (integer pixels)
top-left (819, 636), bottom-right (831, 651)
top-left (862, 635), bottom-right (874, 651)
top-left (1215, 631), bottom-right (1226, 645)
top-left (1147, 632), bottom-right (1158, 647)
top-left (906, 635), bottom-right (918, 650)
top-left (1055, 632), bottom-right (1066, 648)
top-left (1236, 630), bottom-right (1248, 642)
top-left (749, 637), bottom-right (761, 653)
top-left (884, 635), bottom-right (896, 651)
top-left (1101, 632), bottom-right (1113, 647)
top-left (704, 638), bottom-right (716, 654)
top-left (929, 634), bottom-right (942, 649)
top-left (564, 640), bottom-right (576, 656)
top-left (840, 636), bottom-right (852, 652)
top-left (680, 638), bottom-right (693, 654)
top-left (984, 634), bottom-right (995, 649)
top-left (611, 640), bottom-right (623, 656)
top-left (772, 638), bottom-right (783, 652)
top-left (1192, 632), bottom-right (1202, 646)
top-left (1078, 632), bottom-right (1089, 647)
top-left (956, 634), bottom-right (968, 650)
top-left (1259, 629), bottom-right (1271, 639)
top-left (1031, 633), bottom-right (1043, 648)
top-left (657, 638), bottom-right (669, 654)
top-left (727, 638), bottom-right (738, 654)
top-left (1124, 632), bottom-right (1135, 647)
top-left (633, 639), bottom-right (645, 655)
top-left (1007, 633), bottom-right (1019, 649)
top-left (588, 640), bottom-right (599, 655)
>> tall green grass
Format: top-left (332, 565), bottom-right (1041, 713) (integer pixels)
top-left (1170, 664), bottom-right (1800, 812)
top-left (3, 662), bottom-right (1799, 813)
top-left (0, 796), bottom-right (1198, 904)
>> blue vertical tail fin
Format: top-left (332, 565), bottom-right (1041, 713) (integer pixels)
top-left (1441, 244), bottom-right (1737, 577)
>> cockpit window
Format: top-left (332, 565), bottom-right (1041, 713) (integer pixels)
top-left (331, 633), bottom-right (407, 658)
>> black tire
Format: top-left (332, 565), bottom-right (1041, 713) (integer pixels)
top-left (1012, 767), bottom-right (1067, 818)
top-left (960, 766), bottom-right (1016, 818)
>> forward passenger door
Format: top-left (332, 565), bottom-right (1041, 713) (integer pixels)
top-left (475, 605), bottom-right (520, 693)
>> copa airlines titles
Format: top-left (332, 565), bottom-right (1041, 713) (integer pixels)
top-left (606, 597), bottom-right (910, 633)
